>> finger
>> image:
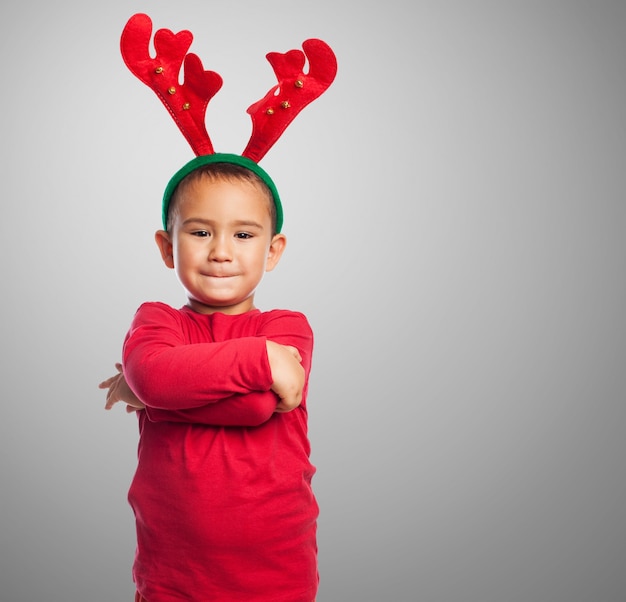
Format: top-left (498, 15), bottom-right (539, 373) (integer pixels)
top-left (98, 377), bottom-right (114, 388)
top-left (115, 362), bottom-right (123, 373)
top-left (99, 372), bottom-right (123, 388)
top-left (105, 397), bottom-right (118, 410)
top-left (104, 387), bottom-right (119, 410)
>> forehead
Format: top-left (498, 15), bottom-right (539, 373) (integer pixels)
top-left (175, 175), bottom-right (273, 221)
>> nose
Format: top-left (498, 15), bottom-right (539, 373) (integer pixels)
top-left (208, 233), bottom-right (232, 261)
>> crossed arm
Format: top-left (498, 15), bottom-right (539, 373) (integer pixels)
top-left (100, 341), bottom-right (303, 425)
top-left (99, 305), bottom-right (312, 427)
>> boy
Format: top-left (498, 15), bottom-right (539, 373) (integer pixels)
top-left (103, 14), bottom-right (336, 599)
top-left (100, 158), bottom-right (318, 601)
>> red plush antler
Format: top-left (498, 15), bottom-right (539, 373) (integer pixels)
top-left (120, 13), bottom-right (222, 156)
top-left (120, 14), bottom-right (337, 162)
top-left (242, 39), bottom-right (338, 162)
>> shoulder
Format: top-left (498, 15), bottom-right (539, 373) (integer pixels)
top-left (256, 309), bottom-right (313, 337)
top-left (130, 301), bottom-right (184, 326)
top-left (259, 308), bottom-right (311, 325)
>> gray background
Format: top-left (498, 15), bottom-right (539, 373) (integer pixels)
top-left (1, 1), bottom-right (625, 601)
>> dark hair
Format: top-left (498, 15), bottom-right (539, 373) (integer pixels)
top-left (167, 162), bottom-right (277, 235)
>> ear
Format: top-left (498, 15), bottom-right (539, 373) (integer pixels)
top-left (265, 233), bottom-right (287, 272)
top-left (154, 230), bottom-right (175, 269)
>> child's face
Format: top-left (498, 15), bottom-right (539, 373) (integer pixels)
top-left (155, 176), bottom-right (286, 315)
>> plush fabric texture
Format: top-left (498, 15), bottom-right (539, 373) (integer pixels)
top-left (242, 38), bottom-right (337, 163)
top-left (123, 302), bottom-right (318, 602)
top-left (121, 13), bottom-right (337, 162)
top-left (121, 13), bottom-right (222, 156)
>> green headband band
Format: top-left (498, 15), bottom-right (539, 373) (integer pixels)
top-left (162, 153), bottom-right (284, 233)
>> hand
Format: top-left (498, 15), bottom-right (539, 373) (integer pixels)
top-left (99, 363), bottom-right (145, 413)
top-left (265, 341), bottom-right (305, 413)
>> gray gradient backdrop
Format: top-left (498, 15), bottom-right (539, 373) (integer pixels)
top-left (1, 1), bottom-right (625, 601)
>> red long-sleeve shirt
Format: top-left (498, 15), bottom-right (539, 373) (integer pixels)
top-left (122, 302), bottom-right (318, 602)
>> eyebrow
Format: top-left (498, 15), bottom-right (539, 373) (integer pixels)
top-left (182, 217), bottom-right (265, 230)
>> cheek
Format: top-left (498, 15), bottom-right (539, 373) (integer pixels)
top-left (243, 247), bottom-right (269, 272)
top-left (174, 243), bottom-right (199, 265)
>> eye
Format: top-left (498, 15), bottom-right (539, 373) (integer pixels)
top-left (235, 232), bottom-right (253, 240)
top-left (191, 230), bottom-right (209, 237)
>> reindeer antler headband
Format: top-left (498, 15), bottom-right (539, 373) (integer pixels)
top-left (120, 13), bottom-right (337, 231)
